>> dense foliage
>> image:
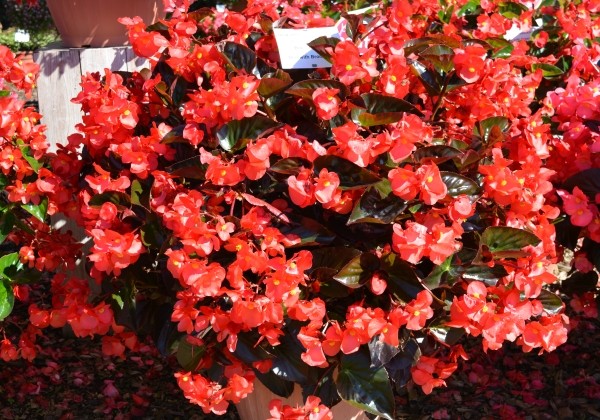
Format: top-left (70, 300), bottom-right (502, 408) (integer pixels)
top-left (1, 0), bottom-right (599, 418)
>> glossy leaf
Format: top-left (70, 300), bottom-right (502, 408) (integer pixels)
top-left (0, 253), bottom-right (21, 281)
top-left (17, 144), bottom-right (42, 173)
top-left (217, 116), bottom-right (281, 152)
top-left (440, 172), bottom-right (480, 197)
top-left (423, 256), bottom-right (452, 289)
top-left (278, 216), bottom-right (336, 246)
top-left (536, 289), bottom-right (564, 315)
top-left (256, 371), bottom-right (295, 398)
top-left (348, 180), bottom-right (407, 225)
top-left (176, 337), bottom-right (205, 371)
top-left (307, 36), bottom-right (340, 63)
top-left (219, 41), bottom-right (257, 73)
top-left (475, 116), bottom-right (510, 143)
top-left (475, 227), bottom-right (541, 262)
top-left (498, 1), bottom-right (528, 18)
top-left (351, 109), bottom-right (405, 127)
top-left (301, 369), bottom-right (341, 408)
top-left (454, 264), bottom-right (508, 284)
top-left (360, 93), bottom-right (424, 117)
top-left (380, 253), bottom-right (424, 302)
top-left (563, 169), bottom-right (600, 200)
top-left (0, 279), bottom-right (14, 321)
top-left (419, 44), bottom-right (455, 74)
top-left (333, 252), bottom-right (380, 288)
top-left (429, 321), bottom-right (464, 346)
top-left (369, 338), bottom-right (401, 369)
top-left (165, 156), bottom-right (206, 180)
top-left (269, 157), bottom-right (311, 175)
top-left (414, 145), bottom-right (462, 164)
top-left (310, 247), bottom-right (362, 272)
top-left (409, 60), bottom-right (442, 96)
top-left (337, 348), bottom-right (394, 419)
top-left (532, 63), bottom-right (564, 78)
top-left (286, 79), bottom-right (348, 101)
top-left (313, 155), bottom-right (381, 190)
top-left (21, 197), bottom-right (48, 222)
top-left (258, 70), bottom-right (293, 98)
top-left (385, 339), bottom-right (420, 390)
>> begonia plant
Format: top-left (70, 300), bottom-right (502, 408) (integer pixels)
top-left (4, 0), bottom-right (597, 418)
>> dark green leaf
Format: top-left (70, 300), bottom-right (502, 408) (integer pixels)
top-left (278, 216), bottom-right (336, 246)
top-left (307, 36), bottom-right (340, 63)
top-left (310, 247), bottom-right (361, 271)
top-left (313, 155), bottom-right (381, 190)
top-left (337, 348), bottom-right (394, 419)
top-left (160, 125), bottom-right (187, 144)
top-left (536, 289), bottom-right (564, 315)
top-left (531, 63), bottom-right (564, 78)
top-left (419, 44), bottom-right (455, 74)
top-left (409, 60), bottom-right (442, 96)
top-left (140, 219), bottom-right (166, 249)
top-left (286, 79), bottom-right (348, 101)
top-left (301, 369), bottom-right (340, 407)
top-left (475, 226), bottom-right (541, 262)
top-left (475, 116), bottom-right (510, 142)
top-left (348, 180), bottom-right (407, 225)
top-left (414, 145), bottom-right (462, 164)
top-left (423, 256), bottom-right (452, 289)
top-left (351, 109), bottom-right (405, 127)
top-left (333, 252), bottom-right (380, 288)
top-left (0, 279), bottom-right (14, 321)
top-left (429, 321), bottom-right (464, 346)
top-left (165, 156), bottom-right (206, 179)
top-left (177, 337), bottom-right (205, 371)
top-left (219, 41), bottom-right (257, 73)
top-left (0, 253), bottom-right (21, 281)
top-left (234, 332), bottom-right (274, 365)
top-left (380, 253), bottom-right (424, 302)
top-left (270, 322), bottom-right (322, 384)
top-left (342, 13), bottom-right (362, 42)
top-left (563, 169), bottom-right (600, 200)
top-left (258, 70), bottom-right (293, 98)
top-left (361, 93), bottom-right (424, 117)
top-left (21, 197), bottom-right (48, 222)
top-left (498, 1), bottom-right (528, 18)
top-left (255, 371), bottom-right (295, 398)
top-left (486, 37), bottom-right (514, 58)
top-left (560, 271), bottom-right (599, 296)
top-left (0, 174), bottom-right (8, 189)
top-left (89, 191), bottom-right (131, 208)
top-left (0, 210), bottom-right (15, 244)
top-left (269, 157), bottom-right (310, 175)
top-left (440, 172), bottom-right (480, 197)
top-left (217, 116), bottom-right (281, 152)
top-left (385, 339), bottom-right (420, 390)
top-left (369, 337), bottom-right (401, 368)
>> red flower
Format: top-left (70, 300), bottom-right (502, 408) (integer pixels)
top-left (312, 87), bottom-right (341, 120)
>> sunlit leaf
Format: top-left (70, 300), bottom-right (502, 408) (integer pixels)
top-left (0, 279), bottom-right (14, 321)
top-left (440, 172), bottom-right (480, 197)
top-left (347, 180), bottom-right (407, 225)
top-left (333, 252), bottom-right (380, 288)
top-left (21, 197), bottom-right (48, 222)
top-left (337, 348), bottom-right (395, 419)
top-left (217, 116), bottom-right (282, 152)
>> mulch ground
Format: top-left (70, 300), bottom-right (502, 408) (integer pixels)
top-left (0, 311), bottom-right (599, 419)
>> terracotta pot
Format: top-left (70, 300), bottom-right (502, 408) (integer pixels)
top-left (236, 380), bottom-right (368, 420)
top-left (47, 0), bottom-right (163, 48)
